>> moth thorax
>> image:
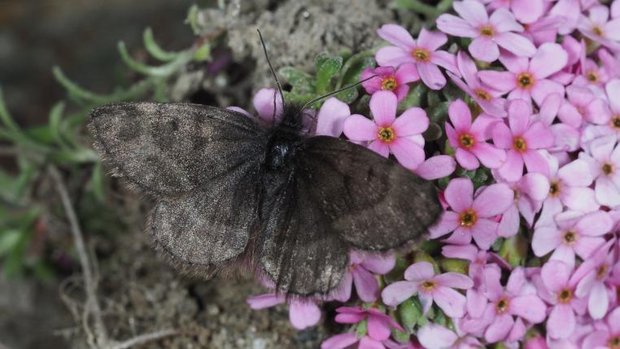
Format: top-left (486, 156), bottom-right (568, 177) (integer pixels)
top-left (266, 132), bottom-right (300, 171)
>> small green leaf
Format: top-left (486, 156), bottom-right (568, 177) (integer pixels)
top-left (315, 53), bottom-right (343, 94)
top-left (90, 162), bottom-right (106, 202)
top-left (391, 327), bottom-right (411, 343)
top-left (427, 101), bottom-right (450, 124)
top-left (48, 102), bottom-right (66, 145)
top-left (440, 258), bottom-right (469, 274)
top-left (279, 67), bottom-right (315, 95)
top-left (118, 41), bottom-right (191, 77)
top-left (53, 66), bottom-right (110, 104)
top-left (0, 229), bottom-right (21, 256)
top-left (499, 234), bottom-right (529, 266)
top-left (339, 51), bottom-right (375, 87)
top-left (355, 319), bottom-right (368, 337)
top-left (399, 83), bottom-right (426, 111)
top-left (193, 43), bottom-right (211, 62)
top-left (143, 27), bottom-right (179, 61)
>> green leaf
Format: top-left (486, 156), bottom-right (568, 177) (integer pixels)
top-left (399, 83), bottom-right (426, 111)
top-left (0, 229), bottom-right (21, 256)
top-left (440, 258), bottom-right (469, 274)
top-left (279, 67), bottom-right (315, 95)
top-left (339, 51), bottom-right (375, 87)
top-left (48, 102), bottom-right (66, 145)
top-left (0, 87), bottom-right (20, 132)
top-left (118, 41), bottom-right (192, 77)
top-left (52, 147), bottom-right (99, 164)
top-left (193, 43), bottom-right (211, 62)
top-left (53, 66), bottom-right (111, 104)
top-left (90, 162), bottom-right (106, 202)
top-left (185, 4), bottom-right (201, 35)
top-left (143, 27), bottom-right (179, 61)
top-left (499, 234), bottom-right (529, 266)
top-left (315, 53), bottom-right (343, 94)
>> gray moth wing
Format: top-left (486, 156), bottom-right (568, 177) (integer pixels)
top-left (297, 136), bottom-right (441, 251)
top-left (88, 102), bottom-right (267, 197)
top-left (89, 102), bottom-right (268, 273)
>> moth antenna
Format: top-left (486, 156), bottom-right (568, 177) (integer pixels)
top-left (257, 28), bottom-right (285, 125)
top-left (299, 74), bottom-right (379, 113)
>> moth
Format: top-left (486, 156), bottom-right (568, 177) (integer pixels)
top-left (88, 38), bottom-right (441, 297)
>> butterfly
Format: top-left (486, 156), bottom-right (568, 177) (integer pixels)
top-left (88, 33), bottom-right (441, 296)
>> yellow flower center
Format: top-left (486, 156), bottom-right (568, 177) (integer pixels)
top-left (459, 133), bottom-right (476, 149)
top-left (479, 25), bottom-right (495, 37)
top-left (381, 76), bottom-right (398, 91)
top-left (517, 72), bottom-right (535, 89)
top-left (609, 336), bottom-right (620, 349)
top-left (549, 181), bottom-right (561, 197)
top-left (593, 25), bottom-right (604, 37)
top-left (412, 48), bottom-right (431, 62)
top-left (377, 127), bottom-right (396, 143)
top-left (513, 136), bottom-right (527, 152)
top-left (459, 209), bottom-right (478, 227)
top-left (586, 71), bottom-right (599, 83)
top-left (603, 163), bottom-right (614, 175)
top-left (474, 88), bottom-right (492, 101)
top-left (496, 298), bottom-right (510, 314)
top-left (563, 231), bottom-right (578, 245)
top-left (558, 288), bottom-right (573, 304)
top-left (597, 264), bottom-right (609, 280)
top-left (611, 116), bottom-right (620, 130)
top-left (421, 280), bottom-right (437, 292)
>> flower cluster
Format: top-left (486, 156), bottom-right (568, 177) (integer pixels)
top-left (243, 0), bottom-right (620, 347)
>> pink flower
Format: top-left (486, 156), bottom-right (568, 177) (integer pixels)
top-left (479, 43), bottom-right (569, 106)
top-left (228, 88), bottom-right (283, 124)
top-left (360, 65), bottom-right (419, 101)
top-left (482, 0), bottom-right (546, 24)
top-left (536, 261), bottom-right (587, 339)
top-left (321, 333), bottom-right (386, 349)
top-left (343, 91), bottom-right (428, 169)
top-left (582, 307), bottom-right (620, 348)
top-left (330, 251), bottom-right (396, 303)
top-left (381, 261), bottom-right (473, 317)
top-left (572, 57), bottom-right (610, 92)
top-left (532, 210), bottom-right (613, 270)
top-left (573, 239), bottom-right (616, 319)
top-left (550, 0), bottom-right (582, 35)
top-left (448, 51), bottom-right (507, 117)
top-left (465, 268), bottom-right (546, 343)
top-left (536, 93), bottom-right (581, 153)
top-left (437, 1), bottom-right (536, 62)
top-left (417, 323), bottom-right (482, 349)
top-left (491, 99), bottom-right (554, 181)
top-left (497, 173), bottom-right (550, 237)
top-left (375, 25), bottom-right (457, 90)
top-left (413, 155), bottom-right (457, 180)
top-left (579, 135), bottom-right (620, 206)
top-left (315, 97), bottom-right (352, 137)
top-left (446, 99), bottom-right (505, 170)
top-left (578, 5), bottom-right (620, 50)
top-left (429, 177), bottom-right (513, 250)
top-left (558, 85), bottom-right (610, 128)
top-left (536, 157), bottom-right (599, 225)
top-left (334, 307), bottom-right (403, 341)
top-left (441, 244), bottom-right (509, 285)
top-left (522, 15), bottom-right (563, 46)
top-left (246, 293), bottom-right (321, 330)
top-left (580, 79), bottom-right (620, 144)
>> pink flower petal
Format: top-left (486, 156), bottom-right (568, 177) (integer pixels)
top-left (484, 313), bottom-right (514, 343)
top-left (246, 293), bottom-right (284, 309)
top-left (469, 37), bottom-right (500, 62)
top-left (510, 295), bottom-right (547, 323)
top-left (558, 159), bottom-right (594, 186)
top-left (361, 253), bottom-right (396, 275)
top-left (415, 155), bottom-right (456, 179)
top-left (454, 0), bottom-right (489, 26)
top-left (508, 99), bottom-right (532, 135)
top-left (343, 115), bottom-right (377, 141)
top-left (375, 46), bottom-right (412, 67)
top-left (417, 28), bottom-right (448, 51)
top-left (490, 8), bottom-right (524, 32)
top-left (456, 148), bottom-right (481, 170)
top-left (321, 333), bottom-right (358, 349)
top-left (418, 324), bottom-right (458, 349)
top-left (367, 315), bottom-right (391, 341)
top-left (532, 226), bottom-right (561, 257)
top-left (588, 282), bottom-right (609, 319)
top-left (562, 187), bottom-right (599, 212)
top-left (316, 97), bottom-right (351, 137)
top-left (498, 204), bottom-right (519, 237)
top-left (595, 177), bottom-right (620, 206)
top-left (390, 137), bottom-right (425, 169)
top-left (575, 211), bottom-right (613, 237)
top-left (471, 218), bottom-right (500, 250)
top-left (367, 140), bottom-right (390, 158)
top-left (435, 272), bottom-right (473, 289)
top-left (547, 304), bottom-right (575, 339)
top-left (289, 301), bottom-right (321, 329)
top-left (417, 62), bottom-right (446, 90)
top-left (377, 24), bottom-right (416, 50)
top-left (523, 150), bottom-right (550, 176)
top-left (382, 281), bottom-right (417, 306)
top-left (511, 0), bottom-right (545, 24)
top-left (541, 260), bottom-right (570, 293)
top-left (530, 43), bottom-right (569, 79)
top-left (404, 261), bottom-right (435, 281)
top-left (472, 143), bottom-right (506, 169)
top-left (353, 268), bottom-right (380, 302)
top-left (428, 211), bottom-right (460, 239)
top-left (478, 71), bottom-right (516, 93)
top-left (359, 336), bottom-right (384, 349)
top-left (531, 79), bottom-right (566, 106)
top-left (445, 177), bottom-right (474, 212)
top-left (448, 99), bottom-right (473, 131)
top-left (393, 107), bottom-right (429, 136)
top-left (492, 122), bottom-right (514, 149)
top-left (437, 14), bottom-right (478, 37)
top-left (495, 32), bottom-right (537, 58)
top-left (472, 183), bottom-right (514, 217)
top-left (253, 88), bottom-right (283, 122)
top-left (523, 122), bottom-right (554, 148)
top-left (370, 91), bottom-right (397, 126)
top-left (434, 286), bottom-right (467, 318)
top-left (498, 150), bottom-right (524, 181)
